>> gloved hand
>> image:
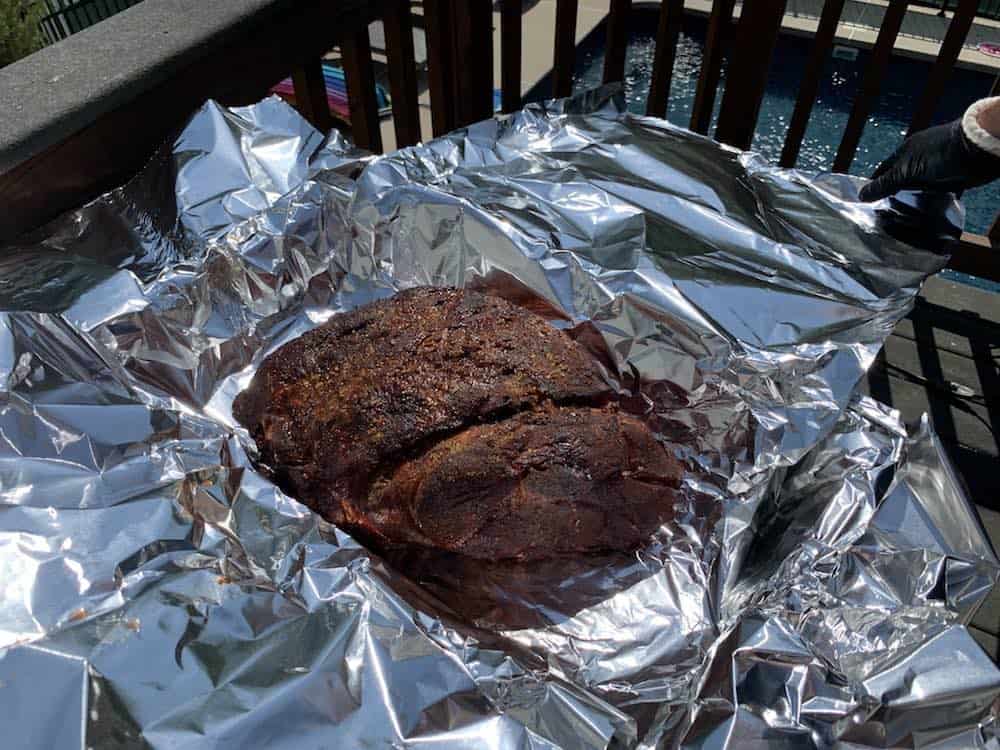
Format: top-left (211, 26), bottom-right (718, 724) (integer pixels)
top-left (859, 98), bottom-right (1000, 202)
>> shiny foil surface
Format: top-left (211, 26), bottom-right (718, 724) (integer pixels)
top-left (0, 88), bottom-right (996, 749)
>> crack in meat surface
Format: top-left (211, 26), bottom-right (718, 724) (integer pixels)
top-left (233, 286), bottom-right (682, 560)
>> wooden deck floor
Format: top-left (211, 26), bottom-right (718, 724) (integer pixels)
top-left (861, 273), bottom-right (1000, 656)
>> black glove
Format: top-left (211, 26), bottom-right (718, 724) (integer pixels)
top-left (858, 118), bottom-right (1000, 202)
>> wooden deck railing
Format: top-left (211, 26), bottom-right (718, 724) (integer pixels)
top-left (1, 0), bottom-right (998, 281)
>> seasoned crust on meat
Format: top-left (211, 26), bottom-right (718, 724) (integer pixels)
top-left (360, 405), bottom-right (681, 560)
top-left (234, 286), bottom-right (681, 560)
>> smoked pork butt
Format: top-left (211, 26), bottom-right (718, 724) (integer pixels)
top-left (234, 287), bottom-right (681, 560)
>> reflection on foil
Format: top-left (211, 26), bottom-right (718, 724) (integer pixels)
top-left (0, 88), bottom-right (996, 749)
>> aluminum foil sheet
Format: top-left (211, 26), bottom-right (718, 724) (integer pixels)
top-left (0, 88), bottom-right (997, 749)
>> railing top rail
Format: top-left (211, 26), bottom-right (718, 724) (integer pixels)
top-left (0, 0), bottom-right (381, 241)
top-left (0, 0), bottom-right (365, 176)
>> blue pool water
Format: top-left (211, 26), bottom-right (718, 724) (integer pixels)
top-left (527, 10), bottom-right (1000, 239)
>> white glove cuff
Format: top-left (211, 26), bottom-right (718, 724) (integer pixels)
top-left (962, 96), bottom-right (1000, 158)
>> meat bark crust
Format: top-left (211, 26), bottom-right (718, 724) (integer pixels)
top-left (234, 286), bottom-right (682, 560)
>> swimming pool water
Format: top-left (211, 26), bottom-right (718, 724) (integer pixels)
top-left (527, 11), bottom-right (1000, 238)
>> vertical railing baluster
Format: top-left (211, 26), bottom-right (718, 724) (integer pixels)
top-left (384, 0), bottom-right (422, 147)
top-left (908, 0), bottom-right (977, 135)
top-left (553, 0), bottom-right (579, 98)
top-left (690, 0), bottom-right (736, 134)
top-left (451, 0), bottom-right (494, 126)
top-left (424, 0), bottom-right (458, 136)
top-left (833, 0), bottom-right (909, 173)
top-left (780, 0), bottom-right (847, 168)
top-left (291, 58), bottom-right (334, 133)
top-left (602, 0), bottom-right (632, 84)
top-left (645, 0), bottom-right (684, 119)
top-left (989, 214), bottom-right (1000, 245)
top-left (501, 0), bottom-right (523, 113)
top-left (715, 0), bottom-right (788, 150)
top-left (341, 26), bottom-right (383, 153)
